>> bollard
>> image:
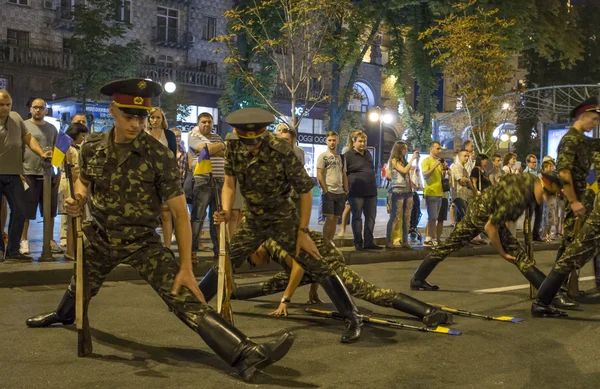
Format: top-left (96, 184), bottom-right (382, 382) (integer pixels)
top-left (38, 160), bottom-right (54, 262)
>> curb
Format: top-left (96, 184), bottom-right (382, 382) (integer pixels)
top-left (0, 242), bottom-right (561, 288)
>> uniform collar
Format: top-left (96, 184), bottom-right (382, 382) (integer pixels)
top-left (100, 126), bottom-right (144, 154)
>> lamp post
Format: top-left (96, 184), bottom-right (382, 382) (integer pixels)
top-left (368, 106), bottom-right (394, 185)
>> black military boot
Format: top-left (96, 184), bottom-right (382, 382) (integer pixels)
top-left (410, 258), bottom-right (440, 291)
top-left (197, 268), bottom-right (218, 303)
top-left (553, 288), bottom-right (580, 310)
top-left (26, 290), bottom-right (75, 328)
top-left (531, 270), bottom-right (569, 318)
top-left (196, 311), bottom-right (295, 381)
top-left (232, 282), bottom-right (266, 300)
top-left (523, 266), bottom-right (546, 290)
top-left (391, 294), bottom-right (454, 326)
top-left (321, 275), bottom-right (363, 343)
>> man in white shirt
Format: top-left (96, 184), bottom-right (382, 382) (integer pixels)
top-left (450, 149), bottom-right (473, 223)
top-left (317, 132), bottom-right (348, 241)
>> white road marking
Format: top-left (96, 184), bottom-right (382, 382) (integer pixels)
top-left (473, 276), bottom-right (596, 293)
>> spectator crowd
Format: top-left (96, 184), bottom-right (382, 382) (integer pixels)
top-left (0, 88), bottom-right (564, 263)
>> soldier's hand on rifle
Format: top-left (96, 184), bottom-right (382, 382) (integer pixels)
top-left (269, 302), bottom-right (289, 317)
top-left (171, 268), bottom-right (207, 304)
top-left (501, 252), bottom-right (516, 263)
top-left (213, 210), bottom-right (230, 224)
top-left (65, 194), bottom-right (85, 217)
top-left (571, 201), bottom-right (585, 217)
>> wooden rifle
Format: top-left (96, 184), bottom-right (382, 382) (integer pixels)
top-left (566, 217), bottom-right (582, 300)
top-left (210, 174), bottom-right (234, 324)
top-left (64, 157), bottom-right (92, 356)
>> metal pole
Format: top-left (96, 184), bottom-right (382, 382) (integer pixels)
top-left (38, 161), bottom-right (54, 262)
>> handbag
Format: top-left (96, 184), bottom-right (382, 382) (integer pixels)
top-left (442, 175), bottom-right (451, 192)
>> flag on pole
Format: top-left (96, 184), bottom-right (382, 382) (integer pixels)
top-left (194, 145), bottom-right (212, 175)
top-left (51, 130), bottom-right (72, 168)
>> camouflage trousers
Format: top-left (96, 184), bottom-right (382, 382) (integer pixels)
top-left (229, 210), bottom-right (299, 269)
top-left (557, 189), bottom-right (596, 261)
top-left (426, 216), bottom-right (534, 274)
top-left (555, 193), bottom-right (600, 274)
top-left (259, 233), bottom-right (397, 307)
top-left (66, 227), bottom-right (212, 332)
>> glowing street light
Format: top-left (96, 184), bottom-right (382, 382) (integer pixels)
top-left (369, 112), bottom-right (380, 122)
top-left (502, 102), bottom-right (510, 111)
top-left (500, 133), bottom-right (509, 142)
top-left (510, 135), bottom-right (518, 143)
top-left (383, 113), bottom-right (394, 124)
top-left (164, 81), bottom-right (177, 93)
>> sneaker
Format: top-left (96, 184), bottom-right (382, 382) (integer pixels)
top-left (20, 240), bottom-right (30, 255)
top-left (50, 240), bottom-right (64, 254)
top-left (423, 239), bottom-right (433, 246)
top-left (5, 252), bottom-right (33, 262)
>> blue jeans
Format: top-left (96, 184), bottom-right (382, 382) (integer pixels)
top-left (425, 196), bottom-right (442, 222)
top-left (0, 175), bottom-right (26, 256)
top-left (349, 195), bottom-right (377, 247)
top-left (386, 192), bottom-right (413, 245)
top-left (190, 177), bottom-right (223, 255)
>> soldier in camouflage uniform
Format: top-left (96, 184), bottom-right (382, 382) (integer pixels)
top-left (532, 99), bottom-right (600, 317)
top-left (230, 231), bottom-right (454, 329)
top-left (197, 108), bottom-right (321, 303)
top-left (410, 173), bottom-right (562, 295)
top-left (24, 79), bottom-right (294, 381)
top-left (554, 97), bottom-right (600, 302)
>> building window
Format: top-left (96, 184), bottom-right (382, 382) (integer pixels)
top-left (7, 29), bottom-right (29, 48)
top-left (8, 0), bottom-right (29, 5)
top-left (0, 77), bottom-right (9, 90)
top-left (115, 0), bottom-right (131, 24)
top-left (158, 55), bottom-right (174, 68)
top-left (202, 16), bottom-right (217, 41)
top-left (59, 0), bottom-right (86, 19)
top-left (157, 6), bottom-right (179, 44)
top-left (62, 38), bottom-right (72, 53)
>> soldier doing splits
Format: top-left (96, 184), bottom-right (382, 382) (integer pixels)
top-left (410, 173), bottom-right (566, 303)
top-left (24, 79), bottom-right (294, 381)
top-left (210, 225), bottom-right (454, 343)
top-left (197, 108), bottom-right (323, 305)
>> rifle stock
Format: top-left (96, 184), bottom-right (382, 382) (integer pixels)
top-left (65, 159), bottom-right (92, 357)
top-left (524, 210), bottom-right (536, 299)
top-left (211, 175), bottom-right (234, 324)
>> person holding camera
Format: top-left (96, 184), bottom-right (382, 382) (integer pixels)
top-left (421, 141), bottom-right (447, 246)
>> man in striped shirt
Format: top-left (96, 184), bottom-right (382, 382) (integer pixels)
top-left (189, 112), bottom-right (225, 259)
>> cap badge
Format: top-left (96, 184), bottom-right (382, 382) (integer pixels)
top-left (247, 131), bottom-right (256, 137)
top-left (137, 80), bottom-right (147, 90)
top-left (133, 96), bottom-right (144, 105)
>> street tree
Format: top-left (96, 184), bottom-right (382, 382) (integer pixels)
top-left (214, 0), bottom-right (352, 131)
top-left (420, 0), bottom-right (515, 155)
top-left (59, 0), bottom-right (144, 111)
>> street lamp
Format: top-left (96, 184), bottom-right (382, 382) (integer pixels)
top-left (368, 106), bottom-right (394, 185)
top-left (164, 81), bottom-right (177, 93)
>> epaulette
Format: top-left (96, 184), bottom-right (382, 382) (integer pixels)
top-left (85, 132), bottom-right (104, 143)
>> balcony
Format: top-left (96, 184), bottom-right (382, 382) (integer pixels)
top-left (138, 64), bottom-right (222, 90)
top-left (0, 45), bottom-right (73, 71)
top-left (152, 27), bottom-right (193, 50)
top-left (53, 6), bottom-right (76, 31)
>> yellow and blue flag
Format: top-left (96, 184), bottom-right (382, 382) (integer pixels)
top-left (194, 144), bottom-right (212, 175)
top-left (51, 130), bottom-right (72, 168)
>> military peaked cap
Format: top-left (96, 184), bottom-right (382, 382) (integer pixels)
top-left (225, 108), bottom-right (275, 145)
top-left (570, 96), bottom-right (600, 119)
top-left (100, 78), bottom-right (163, 116)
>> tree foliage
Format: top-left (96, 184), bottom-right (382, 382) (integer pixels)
top-left (215, 0), bottom-right (352, 131)
top-left (420, 0), bottom-right (515, 155)
top-left (59, 0), bottom-right (143, 110)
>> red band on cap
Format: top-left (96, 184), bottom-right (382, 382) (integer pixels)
top-left (575, 104), bottom-right (599, 118)
top-left (112, 93), bottom-right (151, 109)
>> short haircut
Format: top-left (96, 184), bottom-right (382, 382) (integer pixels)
top-left (65, 123), bottom-right (89, 141)
top-left (463, 140), bottom-right (473, 148)
top-left (458, 149), bottom-right (469, 154)
top-left (278, 125), bottom-right (298, 139)
top-left (430, 141), bottom-right (441, 149)
top-left (492, 153), bottom-right (502, 160)
top-left (0, 90), bottom-right (11, 99)
top-left (326, 131), bottom-right (339, 138)
top-left (542, 160), bottom-right (555, 170)
top-left (526, 154), bottom-right (537, 162)
top-left (353, 131), bottom-right (367, 141)
top-left (197, 112), bottom-right (213, 122)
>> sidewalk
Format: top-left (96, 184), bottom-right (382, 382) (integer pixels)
top-left (0, 204), bottom-right (561, 288)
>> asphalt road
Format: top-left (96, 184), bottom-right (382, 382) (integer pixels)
top-left (2, 251), bottom-right (600, 389)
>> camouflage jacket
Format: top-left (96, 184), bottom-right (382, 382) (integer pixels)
top-left (556, 127), bottom-right (600, 198)
top-left (468, 173), bottom-right (537, 228)
top-left (224, 132), bottom-right (314, 217)
top-left (79, 128), bottom-right (182, 242)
